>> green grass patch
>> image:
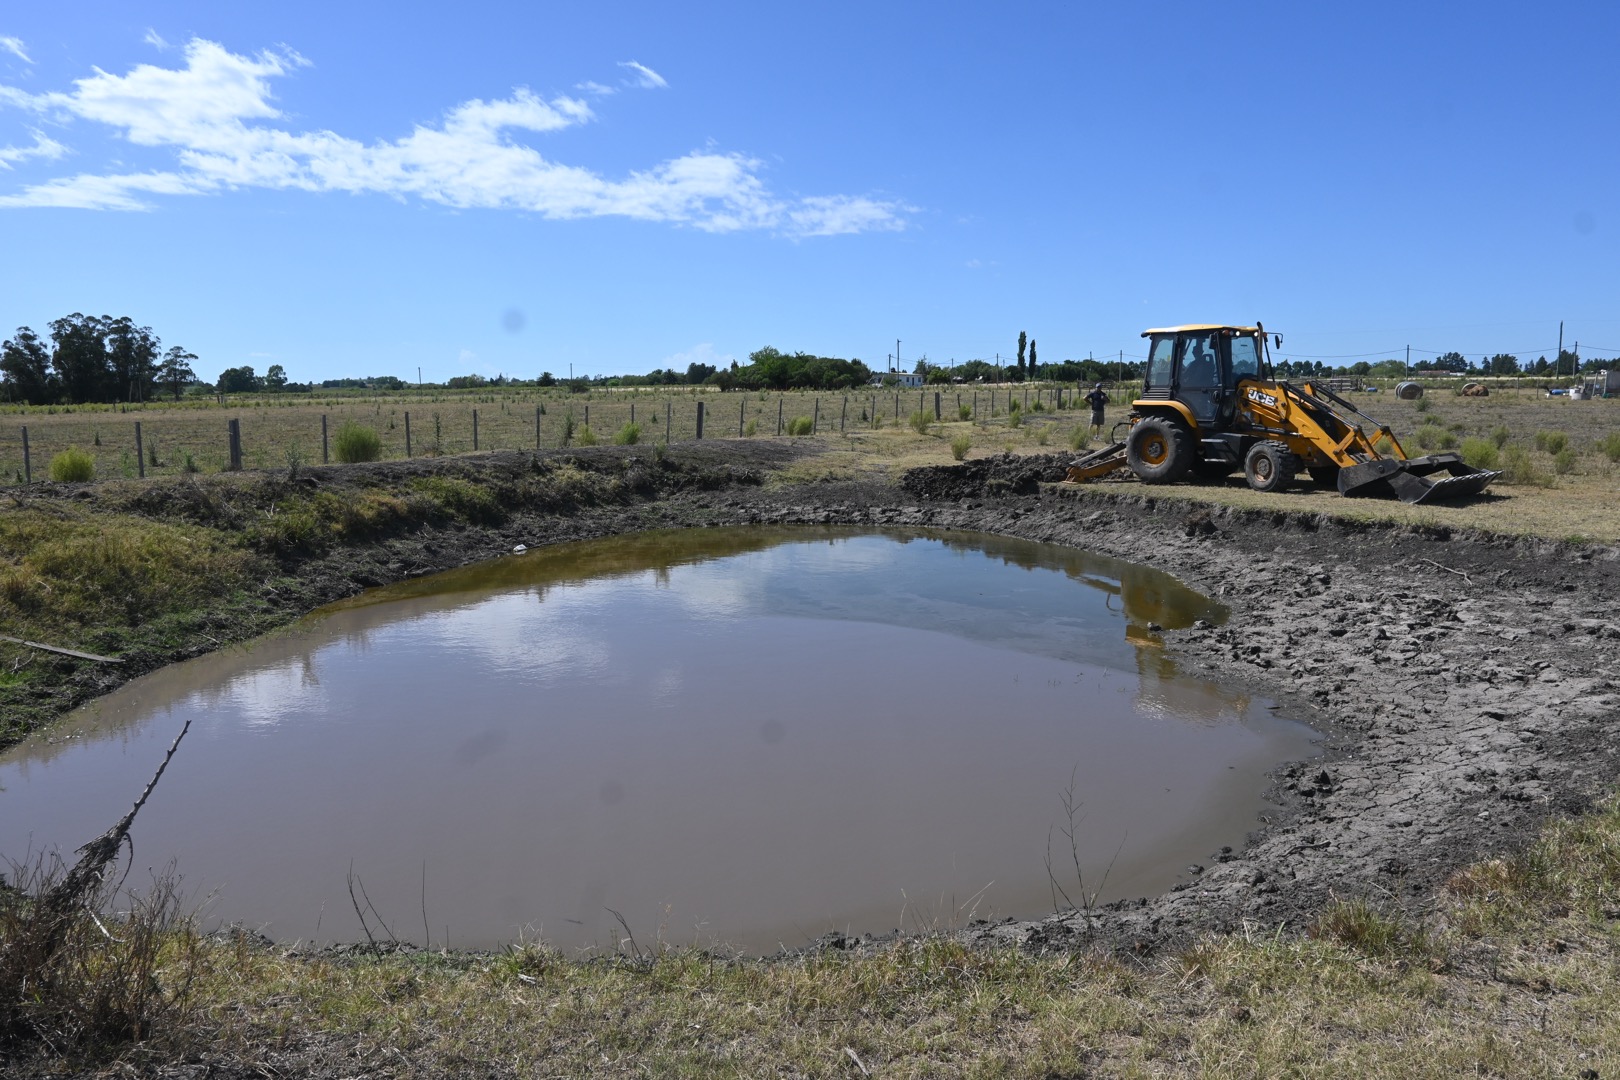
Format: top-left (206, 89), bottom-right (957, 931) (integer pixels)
top-left (1459, 437), bottom-right (1499, 470)
top-left (48, 447), bottom-right (96, 482)
top-left (613, 421), bottom-right (642, 445)
top-left (950, 434), bottom-right (971, 460)
top-left (332, 421), bottom-right (383, 463)
top-left (786, 415), bottom-right (814, 436)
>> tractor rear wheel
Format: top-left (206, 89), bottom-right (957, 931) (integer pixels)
top-left (1126, 417), bottom-right (1194, 484)
top-left (1244, 441), bottom-right (1299, 493)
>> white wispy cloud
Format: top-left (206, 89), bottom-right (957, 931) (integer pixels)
top-left (143, 28), bottom-right (170, 50)
top-left (0, 130), bottom-right (66, 169)
top-left (618, 60), bottom-right (667, 90)
top-left (0, 36), bottom-right (29, 64)
top-left (0, 38), bottom-right (909, 236)
top-left (574, 80), bottom-right (615, 97)
top-left (662, 342), bottom-right (734, 370)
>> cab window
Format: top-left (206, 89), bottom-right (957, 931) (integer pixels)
top-left (1179, 334), bottom-right (1219, 388)
top-left (1230, 336), bottom-right (1260, 381)
top-left (1146, 336), bottom-right (1176, 388)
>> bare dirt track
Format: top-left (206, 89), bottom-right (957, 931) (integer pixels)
top-left (5, 441), bottom-right (1619, 957)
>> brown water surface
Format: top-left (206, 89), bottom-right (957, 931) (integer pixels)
top-left (0, 528), bottom-right (1316, 953)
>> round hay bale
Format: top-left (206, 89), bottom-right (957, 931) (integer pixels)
top-left (1395, 381), bottom-right (1424, 400)
top-left (1461, 382), bottom-right (1488, 397)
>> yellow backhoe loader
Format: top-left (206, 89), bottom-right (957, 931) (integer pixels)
top-left (1065, 324), bottom-right (1501, 504)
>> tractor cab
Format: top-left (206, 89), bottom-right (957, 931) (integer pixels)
top-left (1139, 324), bottom-right (1269, 431)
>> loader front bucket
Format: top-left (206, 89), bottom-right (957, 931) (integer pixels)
top-left (1338, 453), bottom-right (1502, 504)
top-left (1064, 442), bottom-right (1127, 483)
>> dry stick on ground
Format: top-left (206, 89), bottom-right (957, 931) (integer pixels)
top-left (1418, 557), bottom-right (1473, 584)
top-left (34, 718), bottom-right (191, 960)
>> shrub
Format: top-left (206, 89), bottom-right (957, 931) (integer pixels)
top-left (1459, 437), bottom-right (1499, 470)
top-left (48, 447), bottom-right (95, 482)
top-left (181, 453), bottom-right (199, 474)
top-left (744, 419), bottom-right (758, 436)
top-left (786, 416), bottom-right (814, 436)
top-left (1069, 426), bottom-right (1089, 451)
top-left (909, 410), bottom-right (932, 435)
top-left (1031, 400), bottom-right (1046, 413)
top-left (1534, 430), bottom-right (1569, 455)
top-left (1553, 447), bottom-right (1577, 475)
top-left (950, 434), bottom-right (971, 460)
top-left (1601, 432), bottom-right (1620, 463)
top-left (1414, 426), bottom-right (1440, 451)
top-left (1034, 427), bottom-right (1050, 445)
top-left (1007, 410), bottom-right (1022, 429)
top-left (613, 421), bottom-right (641, 446)
top-left (561, 413), bottom-right (575, 446)
top-left (575, 425), bottom-right (599, 446)
top-left (1491, 426), bottom-right (1512, 449)
top-left (1502, 445), bottom-right (1553, 486)
top-left (1438, 430), bottom-right (1458, 450)
top-left (332, 421), bottom-right (382, 463)
top-left (957, 403), bottom-right (971, 421)
top-left (1414, 397), bottom-right (1432, 413)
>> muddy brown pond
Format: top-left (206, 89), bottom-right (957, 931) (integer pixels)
top-left (0, 527), bottom-right (1317, 953)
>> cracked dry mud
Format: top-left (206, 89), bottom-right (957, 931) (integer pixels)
top-left (11, 443), bottom-right (1619, 956)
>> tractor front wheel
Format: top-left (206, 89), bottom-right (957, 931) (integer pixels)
top-left (1126, 416), bottom-right (1195, 484)
top-left (1244, 441), bottom-right (1300, 493)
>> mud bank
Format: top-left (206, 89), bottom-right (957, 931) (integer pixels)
top-left (9, 443), bottom-right (1619, 955)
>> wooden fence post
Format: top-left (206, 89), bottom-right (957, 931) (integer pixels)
top-left (405, 412), bottom-right (413, 457)
top-left (473, 408), bottom-right (479, 451)
top-left (535, 405), bottom-right (542, 450)
top-left (813, 397), bottom-right (820, 433)
top-left (228, 419), bottom-right (242, 470)
top-left (630, 402), bottom-right (635, 425)
top-left (321, 414), bottom-right (329, 464)
top-left (665, 401), bottom-right (671, 444)
top-left (934, 391), bottom-right (941, 420)
top-left (777, 398), bottom-right (784, 436)
top-left (696, 400), bottom-right (705, 439)
top-left (739, 398), bottom-right (745, 437)
top-left (841, 396), bottom-right (848, 432)
top-left (584, 404), bottom-right (589, 430)
top-left (135, 421), bottom-right (145, 478)
top-left (21, 426), bottom-right (29, 484)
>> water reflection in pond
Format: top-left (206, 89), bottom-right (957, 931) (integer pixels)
top-left (0, 528), bottom-right (1316, 953)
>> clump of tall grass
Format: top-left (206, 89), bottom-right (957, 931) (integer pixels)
top-left (957, 403), bottom-right (971, 421)
top-left (909, 410), bottom-right (932, 435)
top-left (574, 424), bottom-right (599, 446)
top-left (613, 421), bottom-right (641, 446)
top-left (1069, 426), bottom-right (1090, 451)
top-left (1007, 409), bottom-right (1023, 429)
top-left (1602, 432), bottom-right (1620, 463)
top-left (1459, 437), bottom-right (1498, 470)
top-left (1414, 397), bottom-right (1432, 413)
top-left (786, 416), bottom-right (814, 436)
top-left (1491, 426), bottom-right (1513, 449)
top-left (744, 418), bottom-right (758, 436)
top-left (950, 434), bottom-right (971, 460)
top-left (49, 447), bottom-right (95, 482)
top-left (1534, 430), bottom-right (1569, 455)
top-left (332, 421), bottom-right (382, 463)
top-left (1553, 447), bottom-right (1577, 475)
top-left (1501, 444), bottom-right (1554, 486)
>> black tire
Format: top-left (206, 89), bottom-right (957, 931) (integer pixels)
top-left (1306, 465), bottom-right (1341, 490)
top-left (1126, 416), bottom-right (1194, 484)
top-left (1244, 441), bottom-right (1299, 493)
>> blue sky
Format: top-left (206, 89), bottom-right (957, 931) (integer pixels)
top-left (1, 1), bottom-right (1616, 383)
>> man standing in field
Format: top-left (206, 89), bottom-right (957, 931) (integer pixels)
top-left (1083, 383), bottom-right (1109, 445)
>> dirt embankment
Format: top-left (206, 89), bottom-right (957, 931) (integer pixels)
top-left (8, 443), bottom-right (1619, 954)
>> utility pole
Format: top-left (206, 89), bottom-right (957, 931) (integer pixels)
top-left (896, 339), bottom-right (901, 373)
top-left (1405, 345), bottom-right (1409, 378)
top-left (1557, 321), bottom-right (1564, 377)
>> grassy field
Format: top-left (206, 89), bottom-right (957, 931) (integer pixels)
top-left (4, 382), bottom-right (1618, 540)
